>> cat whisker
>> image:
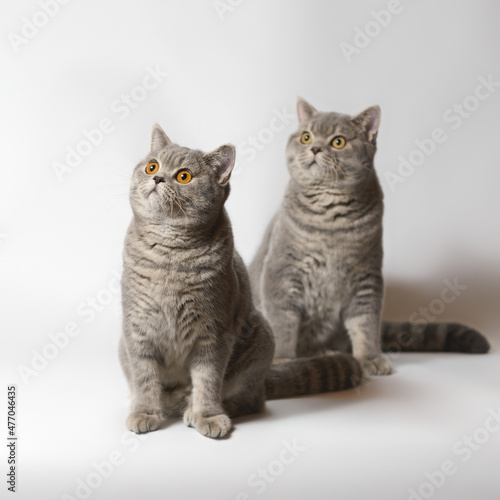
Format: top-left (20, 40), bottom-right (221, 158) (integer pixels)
top-left (336, 163), bottom-right (346, 179)
top-left (332, 165), bottom-right (339, 184)
top-left (358, 162), bottom-right (374, 178)
top-left (176, 193), bottom-right (197, 209)
top-left (173, 197), bottom-right (189, 229)
top-left (103, 194), bottom-right (129, 213)
top-left (165, 195), bottom-right (174, 218)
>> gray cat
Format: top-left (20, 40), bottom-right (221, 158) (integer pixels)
top-left (249, 98), bottom-right (489, 376)
top-left (119, 125), bottom-right (363, 438)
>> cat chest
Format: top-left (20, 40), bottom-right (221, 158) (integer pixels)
top-left (301, 248), bottom-right (351, 317)
top-left (159, 279), bottom-right (214, 335)
top-left (128, 267), bottom-right (213, 345)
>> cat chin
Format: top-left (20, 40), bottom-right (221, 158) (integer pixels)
top-left (147, 183), bottom-right (161, 195)
top-left (147, 193), bottom-right (163, 210)
top-left (309, 162), bottom-right (346, 180)
top-left (299, 162), bottom-right (325, 178)
top-left (147, 188), bottom-right (171, 206)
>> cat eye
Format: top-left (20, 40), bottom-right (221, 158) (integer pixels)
top-left (331, 136), bottom-right (346, 149)
top-left (146, 161), bottom-right (160, 175)
top-left (300, 132), bottom-right (312, 144)
top-left (176, 170), bottom-right (192, 184)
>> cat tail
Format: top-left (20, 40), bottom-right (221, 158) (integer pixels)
top-left (381, 321), bottom-right (490, 354)
top-left (265, 353), bottom-right (363, 400)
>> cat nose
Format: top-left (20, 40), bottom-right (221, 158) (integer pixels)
top-left (311, 147), bottom-right (321, 155)
top-left (153, 175), bottom-right (165, 184)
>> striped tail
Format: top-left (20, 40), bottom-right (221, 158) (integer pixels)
top-left (381, 321), bottom-right (490, 354)
top-left (265, 353), bottom-right (363, 400)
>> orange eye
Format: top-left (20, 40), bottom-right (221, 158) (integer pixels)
top-left (146, 161), bottom-right (159, 175)
top-left (331, 136), bottom-right (346, 149)
top-left (176, 170), bottom-right (192, 184)
top-left (300, 132), bottom-right (312, 144)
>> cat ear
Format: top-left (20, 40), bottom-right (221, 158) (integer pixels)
top-left (205, 144), bottom-right (235, 186)
top-left (353, 106), bottom-right (381, 143)
top-left (297, 97), bottom-right (318, 126)
top-left (151, 124), bottom-right (171, 152)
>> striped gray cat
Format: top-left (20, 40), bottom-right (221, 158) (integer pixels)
top-left (119, 125), bottom-right (363, 438)
top-left (249, 98), bottom-right (489, 376)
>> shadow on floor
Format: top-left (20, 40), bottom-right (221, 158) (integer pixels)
top-left (383, 274), bottom-right (500, 340)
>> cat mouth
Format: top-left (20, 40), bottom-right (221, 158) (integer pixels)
top-left (308, 154), bottom-right (323, 168)
top-left (149, 184), bottom-right (161, 196)
top-left (147, 186), bottom-right (179, 208)
top-left (149, 187), bottom-right (171, 203)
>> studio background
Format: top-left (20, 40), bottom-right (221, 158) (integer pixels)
top-left (1, 1), bottom-right (499, 499)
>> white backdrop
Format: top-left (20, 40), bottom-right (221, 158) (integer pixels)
top-left (1, 1), bottom-right (499, 499)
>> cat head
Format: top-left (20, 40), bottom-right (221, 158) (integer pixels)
top-left (286, 97), bottom-right (381, 191)
top-left (129, 124), bottom-right (235, 228)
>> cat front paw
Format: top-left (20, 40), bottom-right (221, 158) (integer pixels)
top-left (184, 409), bottom-right (232, 439)
top-left (126, 412), bottom-right (162, 434)
top-left (361, 356), bottom-right (392, 376)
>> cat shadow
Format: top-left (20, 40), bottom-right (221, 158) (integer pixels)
top-left (156, 416), bottom-right (237, 440)
top-left (159, 277), bottom-right (499, 435)
top-left (383, 278), bottom-right (500, 341)
top-left (231, 373), bottom-right (422, 427)
top-left (230, 276), bottom-right (500, 431)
